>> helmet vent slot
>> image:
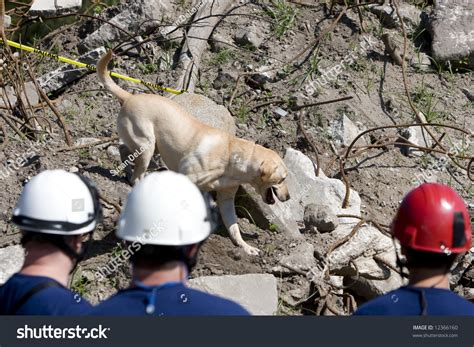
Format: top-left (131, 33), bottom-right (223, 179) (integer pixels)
top-left (452, 212), bottom-right (466, 248)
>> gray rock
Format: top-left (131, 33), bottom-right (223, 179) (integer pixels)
top-left (351, 271), bottom-right (404, 300)
top-left (29, 0), bottom-right (82, 17)
top-left (0, 245), bottom-right (24, 285)
top-left (273, 107), bottom-right (288, 119)
top-left (78, 0), bottom-right (166, 53)
top-left (0, 82), bottom-right (40, 108)
top-left (304, 203), bottom-right (339, 233)
top-left (330, 114), bottom-right (366, 148)
top-left (234, 26), bottom-right (264, 49)
top-left (324, 223), bottom-right (403, 299)
top-left (411, 52), bottom-right (432, 71)
top-left (38, 47), bottom-right (107, 94)
top-left (398, 127), bottom-right (428, 156)
top-left (188, 274), bottom-right (278, 315)
top-left (3, 15), bottom-right (11, 28)
top-left (172, 93), bottom-right (236, 135)
top-left (210, 33), bottom-right (232, 52)
top-left (213, 70), bottom-right (238, 90)
top-left (249, 65), bottom-right (277, 88)
top-left (369, 3), bottom-right (421, 29)
top-left (275, 241), bottom-right (316, 275)
top-left (106, 145), bottom-right (121, 162)
top-left (427, 2), bottom-right (474, 69)
top-left (239, 148), bottom-right (361, 237)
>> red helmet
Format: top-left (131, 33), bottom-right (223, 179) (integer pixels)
top-left (392, 183), bottom-right (472, 254)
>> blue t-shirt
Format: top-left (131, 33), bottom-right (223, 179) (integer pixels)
top-left (91, 282), bottom-right (250, 316)
top-left (354, 286), bottom-right (474, 316)
top-left (0, 273), bottom-right (92, 315)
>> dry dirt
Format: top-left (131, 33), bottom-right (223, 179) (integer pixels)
top-left (1, 1), bottom-right (472, 314)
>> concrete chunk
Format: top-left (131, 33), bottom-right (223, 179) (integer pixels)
top-left (38, 47), bottom-right (106, 94)
top-left (188, 274), bottom-right (278, 315)
top-left (0, 246), bottom-right (24, 285)
top-left (427, 2), bottom-right (474, 69)
top-left (29, 0), bottom-right (82, 17)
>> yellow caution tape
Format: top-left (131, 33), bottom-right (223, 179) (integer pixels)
top-left (0, 39), bottom-right (186, 95)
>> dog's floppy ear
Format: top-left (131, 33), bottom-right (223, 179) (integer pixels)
top-left (259, 160), bottom-right (274, 182)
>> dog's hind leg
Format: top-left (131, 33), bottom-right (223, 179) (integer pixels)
top-left (130, 141), bottom-right (155, 185)
top-left (119, 144), bottom-right (134, 182)
top-left (216, 187), bottom-right (260, 256)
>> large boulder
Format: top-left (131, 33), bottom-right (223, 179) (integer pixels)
top-left (426, 2), bottom-right (474, 69)
top-left (0, 245), bottom-right (24, 285)
top-left (173, 93), bottom-right (236, 135)
top-left (188, 274), bottom-right (278, 315)
top-left (239, 148), bottom-right (361, 237)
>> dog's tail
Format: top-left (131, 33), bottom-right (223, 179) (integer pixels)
top-left (97, 50), bottom-right (131, 104)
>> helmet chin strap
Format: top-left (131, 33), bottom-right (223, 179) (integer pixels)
top-left (392, 238), bottom-right (410, 279)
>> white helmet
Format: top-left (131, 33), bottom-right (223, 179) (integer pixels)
top-left (12, 170), bottom-right (101, 235)
top-left (117, 171), bottom-right (213, 246)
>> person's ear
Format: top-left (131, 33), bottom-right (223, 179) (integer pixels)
top-left (67, 235), bottom-right (83, 253)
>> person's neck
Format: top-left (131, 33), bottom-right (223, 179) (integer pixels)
top-left (133, 262), bottom-right (187, 287)
top-left (20, 243), bottom-right (73, 287)
top-left (408, 267), bottom-right (450, 289)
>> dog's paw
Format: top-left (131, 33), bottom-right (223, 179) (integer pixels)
top-left (243, 245), bottom-right (260, 256)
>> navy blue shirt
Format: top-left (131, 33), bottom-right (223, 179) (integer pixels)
top-left (0, 273), bottom-right (92, 315)
top-left (91, 282), bottom-right (250, 316)
top-left (354, 286), bottom-right (474, 316)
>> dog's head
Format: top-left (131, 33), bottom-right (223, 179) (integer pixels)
top-left (251, 151), bottom-right (290, 205)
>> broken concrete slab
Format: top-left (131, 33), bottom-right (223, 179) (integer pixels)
top-left (0, 245), bottom-right (24, 285)
top-left (426, 2), bottom-right (474, 69)
top-left (29, 0), bottom-right (82, 17)
top-left (38, 47), bottom-right (106, 94)
top-left (173, 93), bottom-right (236, 135)
top-left (330, 114), bottom-right (366, 148)
top-left (274, 241), bottom-right (316, 275)
top-left (239, 148), bottom-right (361, 237)
top-left (3, 15), bottom-right (11, 28)
top-left (188, 274), bottom-right (278, 315)
top-left (78, 0), bottom-right (167, 53)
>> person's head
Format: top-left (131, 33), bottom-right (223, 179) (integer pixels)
top-left (391, 183), bottom-right (472, 275)
top-left (116, 171), bottom-right (215, 274)
top-left (11, 170), bottom-right (102, 269)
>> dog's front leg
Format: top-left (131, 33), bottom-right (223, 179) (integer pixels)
top-left (216, 187), bottom-right (260, 256)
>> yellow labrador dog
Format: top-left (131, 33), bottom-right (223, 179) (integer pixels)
top-left (97, 51), bottom-right (290, 255)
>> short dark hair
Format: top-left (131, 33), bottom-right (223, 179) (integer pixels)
top-left (129, 244), bottom-right (197, 270)
top-left (21, 231), bottom-right (68, 247)
top-left (405, 248), bottom-right (458, 271)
